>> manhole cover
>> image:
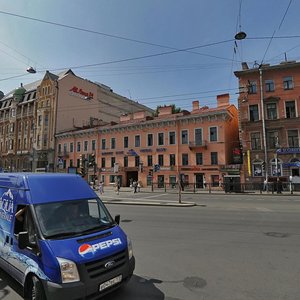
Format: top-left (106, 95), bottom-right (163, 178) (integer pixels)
top-left (264, 232), bottom-right (289, 238)
top-left (183, 276), bottom-right (207, 289)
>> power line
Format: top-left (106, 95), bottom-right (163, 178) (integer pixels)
top-left (0, 10), bottom-right (238, 63)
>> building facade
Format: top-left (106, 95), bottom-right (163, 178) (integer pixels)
top-left (0, 70), bottom-right (153, 172)
top-left (56, 94), bottom-right (240, 189)
top-left (235, 61), bottom-right (300, 185)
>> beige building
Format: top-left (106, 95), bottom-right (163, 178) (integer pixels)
top-left (56, 94), bottom-right (240, 189)
top-left (0, 69), bottom-right (153, 172)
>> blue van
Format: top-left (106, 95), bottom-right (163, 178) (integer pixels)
top-left (0, 173), bottom-right (135, 299)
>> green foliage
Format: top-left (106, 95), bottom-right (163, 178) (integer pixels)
top-left (152, 104), bottom-right (182, 117)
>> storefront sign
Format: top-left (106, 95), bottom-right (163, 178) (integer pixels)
top-left (277, 147), bottom-right (300, 154)
top-left (156, 148), bottom-right (167, 152)
top-left (69, 86), bottom-right (94, 100)
top-left (140, 149), bottom-right (152, 153)
top-left (282, 162), bottom-right (300, 167)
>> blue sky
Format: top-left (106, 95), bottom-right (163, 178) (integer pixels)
top-left (0, 0), bottom-right (299, 110)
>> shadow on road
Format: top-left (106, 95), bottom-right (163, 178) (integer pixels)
top-left (0, 269), bottom-right (23, 299)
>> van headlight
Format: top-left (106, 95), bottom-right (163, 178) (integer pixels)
top-left (127, 237), bottom-right (133, 260)
top-left (57, 257), bottom-right (80, 283)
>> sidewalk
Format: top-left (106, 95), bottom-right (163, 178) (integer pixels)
top-left (94, 188), bottom-right (196, 207)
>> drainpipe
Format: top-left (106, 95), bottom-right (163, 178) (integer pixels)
top-left (259, 68), bottom-right (268, 180)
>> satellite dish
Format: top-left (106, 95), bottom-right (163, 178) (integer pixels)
top-left (26, 67), bottom-right (36, 74)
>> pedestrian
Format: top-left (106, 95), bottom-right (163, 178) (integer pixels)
top-left (263, 178), bottom-right (268, 191)
top-left (137, 181), bottom-right (141, 192)
top-left (99, 181), bottom-right (104, 194)
top-left (115, 179), bottom-right (120, 195)
top-left (203, 176), bottom-right (206, 189)
top-left (132, 180), bottom-right (137, 193)
top-left (219, 178), bottom-right (222, 189)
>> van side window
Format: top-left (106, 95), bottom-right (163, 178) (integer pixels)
top-left (14, 205), bottom-right (27, 234)
top-left (14, 205), bottom-right (37, 246)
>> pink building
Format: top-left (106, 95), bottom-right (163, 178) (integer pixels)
top-left (56, 94), bottom-right (240, 189)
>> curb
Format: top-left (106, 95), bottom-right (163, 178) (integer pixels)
top-left (102, 200), bottom-right (196, 207)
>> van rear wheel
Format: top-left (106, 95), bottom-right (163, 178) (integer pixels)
top-left (27, 275), bottom-right (46, 300)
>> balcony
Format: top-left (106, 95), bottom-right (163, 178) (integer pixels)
top-left (189, 140), bottom-right (207, 150)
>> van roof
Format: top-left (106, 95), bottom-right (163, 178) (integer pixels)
top-left (0, 173), bottom-right (96, 204)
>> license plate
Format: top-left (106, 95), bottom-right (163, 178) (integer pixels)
top-left (99, 275), bottom-right (122, 291)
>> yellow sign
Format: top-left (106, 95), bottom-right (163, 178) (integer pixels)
top-left (247, 150), bottom-right (251, 176)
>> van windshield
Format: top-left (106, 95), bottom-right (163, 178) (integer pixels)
top-left (34, 198), bottom-right (115, 239)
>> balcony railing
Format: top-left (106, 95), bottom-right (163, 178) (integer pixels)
top-left (189, 140), bottom-right (207, 149)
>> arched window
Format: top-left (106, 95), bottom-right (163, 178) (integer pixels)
top-left (271, 158), bottom-right (282, 176)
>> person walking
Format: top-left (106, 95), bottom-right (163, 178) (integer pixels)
top-left (132, 180), bottom-right (137, 193)
top-left (137, 181), bottom-right (141, 192)
top-left (99, 181), bottom-right (104, 194)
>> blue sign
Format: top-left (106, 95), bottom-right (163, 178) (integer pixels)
top-left (154, 164), bottom-right (160, 172)
top-left (282, 162), bottom-right (300, 168)
top-left (277, 147), bottom-right (300, 154)
top-left (127, 149), bottom-right (138, 156)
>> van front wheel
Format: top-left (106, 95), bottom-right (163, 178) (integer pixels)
top-left (27, 275), bottom-right (46, 300)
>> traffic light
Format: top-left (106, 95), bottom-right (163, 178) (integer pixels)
top-left (78, 155), bottom-right (87, 177)
top-left (262, 161), bottom-right (265, 172)
top-left (89, 153), bottom-right (96, 167)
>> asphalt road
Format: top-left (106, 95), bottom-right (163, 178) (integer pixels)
top-left (1, 193), bottom-right (299, 300)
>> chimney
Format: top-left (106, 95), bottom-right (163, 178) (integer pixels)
top-left (158, 106), bottom-right (172, 116)
top-left (120, 113), bottom-right (132, 122)
top-left (192, 100), bottom-right (199, 111)
top-left (241, 62), bottom-right (249, 70)
top-left (133, 111), bottom-right (146, 120)
top-left (217, 93), bottom-right (230, 108)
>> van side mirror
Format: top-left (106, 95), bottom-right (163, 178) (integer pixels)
top-left (114, 215), bottom-right (120, 225)
top-left (18, 231), bottom-right (29, 249)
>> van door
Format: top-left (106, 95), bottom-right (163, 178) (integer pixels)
top-left (9, 205), bottom-right (40, 284)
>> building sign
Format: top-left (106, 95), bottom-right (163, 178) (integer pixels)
top-left (277, 147), bottom-right (300, 154)
top-left (156, 148), bottom-right (167, 152)
top-left (102, 152), bottom-right (113, 155)
top-left (127, 149), bottom-right (138, 156)
top-left (116, 151), bottom-right (124, 155)
top-left (232, 148), bottom-right (242, 164)
top-left (69, 86), bottom-right (94, 100)
top-left (140, 148), bottom-right (152, 153)
top-left (283, 162), bottom-right (300, 168)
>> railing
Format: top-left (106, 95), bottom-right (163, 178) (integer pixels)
top-left (188, 141), bottom-right (207, 149)
top-left (146, 182), bottom-right (300, 194)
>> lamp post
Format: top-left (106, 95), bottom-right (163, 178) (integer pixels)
top-left (275, 137), bottom-right (281, 193)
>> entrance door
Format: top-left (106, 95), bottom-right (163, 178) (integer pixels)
top-left (127, 171), bottom-right (138, 187)
top-left (195, 174), bottom-right (204, 188)
top-left (158, 175), bottom-right (164, 188)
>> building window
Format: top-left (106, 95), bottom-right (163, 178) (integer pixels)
top-left (196, 153), bottom-right (203, 165)
top-left (92, 140), bottom-right (96, 151)
top-left (267, 131), bottom-right (279, 149)
top-left (211, 152), bottom-right (218, 165)
top-left (158, 133), bottom-right (164, 146)
top-left (111, 138), bottom-right (116, 149)
top-left (285, 101), bottom-right (296, 118)
top-left (288, 130), bottom-right (299, 147)
top-left (283, 76), bottom-right (293, 90)
top-left (111, 157), bottom-right (115, 168)
top-left (124, 136), bottom-right (129, 148)
top-left (124, 156), bottom-right (128, 167)
top-left (181, 130), bottom-right (188, 144)
top-left (135, 135), bottom-right (140, 147)
top-left (70, 142), bottom-right (74, 153)
top-left (135, 156), bottom-right (140, 167)
top-left (266, 103), bottom-right (277, 120)
top-left (84, 141), bottom-right (88, 151)
top-left (147, 155), bottom-right (153, 167)
top-left (271, 158), bottom-right (282, 177)
top-left (58, 144), bottom-right (62, 153)
top-left (77, 142), bottom-right (81, 152)
top-left (248, 81), bottom-right (257, 94)
top-left (195, 128), bottom-right (203, 145)
top-left (209, 127), bottom-right (218, 142)
top-left (253, 161), bottom-right (264, 177)
top-left (265, 80), bottom-right (275, 92)
top-left (70, 159), bottom-right (73, 167)
top-left (101, 158), bottom-right (105, 168)
top-left (44, 114), bottom-right (49, 127)
top-left (169, 131), bottom-right (176, 145)
top-left (101, 139), bottom-right (106, 150)
top-left (182, 154), bottom-right (189, 166)
top-left (170, 154), bottom-right (176, 166)
top-left (63, 143), bottom-right (67, 153)
top-left (158, 154), bottom-right (164, 166)
top-left (249, 105), bottom-right (259, 121)
top-left (251, 132), bottom-right (261, 150)
top-left (147, 134), bottom-right (153, 146)
top-left (38, 115), bottom-right (42, 126)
